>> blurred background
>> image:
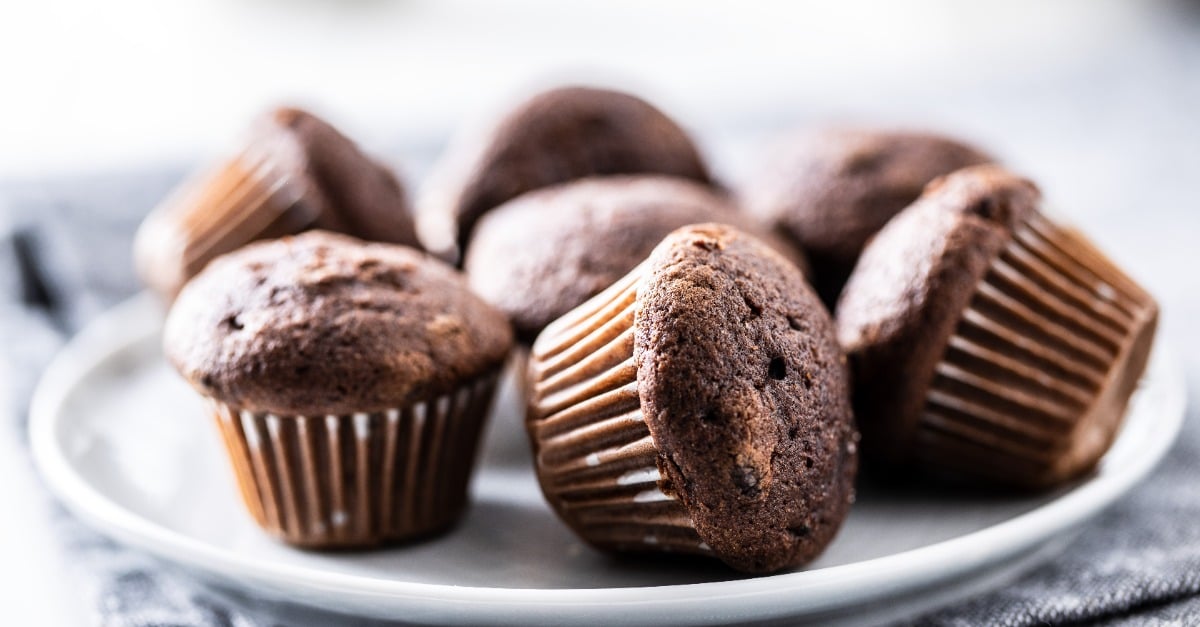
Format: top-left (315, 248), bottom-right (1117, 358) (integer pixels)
top-left (2, 0), bottom-right (1198, 623)
top-left (1, 0), bottom-right (1196, 183)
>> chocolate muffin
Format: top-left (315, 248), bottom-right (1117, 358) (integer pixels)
top-left (164, 231), bottom-right (512, 547)
top-left (526, 224), bottom-right (857, 573)
top-left (741, 127), bottom-right (992, 308)
top-left (463, 175), bottom-right (809, 344)
top-left (419, 85), bottom-right (713, 261)
top-left (837, 165), bottom-right (1158, 489)
top-left (135, 107), bottom-right (420, 301)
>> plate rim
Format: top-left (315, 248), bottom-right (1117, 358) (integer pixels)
top-left (29, 293), bottom-right (1187, 621)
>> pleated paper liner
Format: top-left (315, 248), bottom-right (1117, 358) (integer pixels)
top-left (210, 373), bottom-right (498, 548)
top-left (135, 143), bottom-right (320, 299)
top-left (914, 211), bottom-right (1158, 487)
top-left (528, 268), bottom-right (713, 556)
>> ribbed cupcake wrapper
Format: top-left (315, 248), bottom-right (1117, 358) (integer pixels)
top-left (141, 145), bottom-right (320, 296)
top-left (180, 146), bottom-right (324, 276)
top-left (528, 268), bottom-right (712, 556)
top-left (210, 374), bottom-right (498, 548)
top-left (914, 211), bottom-right (1158, 487)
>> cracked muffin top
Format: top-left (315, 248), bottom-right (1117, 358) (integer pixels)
top-left (464, 175), bottom-right (807, 344)
top-left (164, 231), bottom-right (512, 415)
top-left (419, 85), bottom-right (713, 259)
top-left (633, 223), bottom-right (857, 572)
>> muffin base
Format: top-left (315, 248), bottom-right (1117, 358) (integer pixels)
top-left (210, 373), bottom-right (498, 548)
top-left (528, 269), bottom-right (712, 556)
top-left (914, 211), bottom-right (1158, 487)
top-left (137, 145), bottom-right (320, 299)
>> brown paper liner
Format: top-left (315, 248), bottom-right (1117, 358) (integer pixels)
top-left (135, 145), bottom-right (320, 299)
top-left (209, 373), bottom-right (498, 548)
top-left (914, 211), bottom-right (1158, 487)
top-left (527, 269), bottom-right (712, 555)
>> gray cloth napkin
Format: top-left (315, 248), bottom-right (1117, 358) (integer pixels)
top-left (2, 167), bottom-right (1197, 627)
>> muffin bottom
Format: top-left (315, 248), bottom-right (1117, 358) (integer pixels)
top-left (210, 373), bottom-right (499, 548)
top-left (527, 269), bottom-right (713, 556)
top-left (913, 211), bottom-right (1158, 487)
top-left (136, 144), bottom-right (320, 299)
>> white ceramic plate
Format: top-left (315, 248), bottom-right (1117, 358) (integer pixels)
top-left (31, 294), bottom-right (1185, 626)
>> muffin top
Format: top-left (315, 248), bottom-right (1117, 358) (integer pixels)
top-left (419, 85), bottom-right (712, 259)
top-left (253, 107), bottom-right (420, 246)
top-left (164, 231), bottom-right (513, 416)
top-left (836, 165), bottom-right (1039, 448)
top-left (741, 127), bottom-right (992, 306)
top-left (464, 175), bottom-right (808, 343)
top-left (135, 107), bottom-right (420, 301)
top-left (634, 224), bottom-right (857, 573)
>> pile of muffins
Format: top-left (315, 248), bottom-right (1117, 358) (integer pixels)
top-left (143, 87), bottom-right (1158, 574)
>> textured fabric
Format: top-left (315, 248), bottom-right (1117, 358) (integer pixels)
top-left (902, 393), bottom-right (1200, 626)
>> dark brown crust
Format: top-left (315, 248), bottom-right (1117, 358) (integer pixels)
top-left (835, 165), bottom-right (1039, 466)
top-left (164, 231), bottom-right (512, 416)
top-left (635, 224), bottom-right (857, 572)
top-left (134, 107), bottom-right (420, 301)
top-left (422, 86), bottom-right (713, 258)
top-left (741, 128), bottom-right (992, 307)
top-left (270, 108), bottom-right (420, 247)
top-left (463, 175), bottom-right (808, 343)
